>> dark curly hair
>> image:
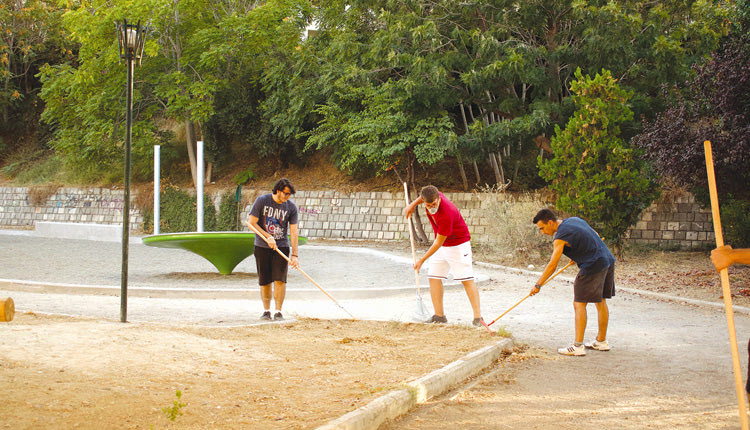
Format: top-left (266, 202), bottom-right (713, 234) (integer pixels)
top-left (272, 178), bottom-right (295, 195)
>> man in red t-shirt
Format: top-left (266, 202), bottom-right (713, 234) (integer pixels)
top-left (405, 185), bottom-right (483, 326)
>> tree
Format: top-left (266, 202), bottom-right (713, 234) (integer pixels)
top-left (0, 0), bottom-right (73, 153)
top-left (633, 12), bottom-right (750, 203)
top-left (38, 0), bottom-right (307, 184)
top-left (539, 68), bottom-right (660, 255)
top-left (265, 0), bottom-right (730, 194)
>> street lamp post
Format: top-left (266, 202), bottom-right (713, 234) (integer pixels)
top-left (116, 19), bottom-right (148, 323)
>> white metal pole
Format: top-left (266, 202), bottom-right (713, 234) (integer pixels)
top-left (153, 145), bottom-right (160, 235)
top-left (197, 140), bottom-right (204, 232)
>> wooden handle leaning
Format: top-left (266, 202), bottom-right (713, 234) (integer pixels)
top-left (705, 140), bottom-right (749, 430)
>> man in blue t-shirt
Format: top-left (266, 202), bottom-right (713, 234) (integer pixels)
top-left (530, 209), bottom-right (616, 356)
top-left (248, 178), bottom-right (299, 322)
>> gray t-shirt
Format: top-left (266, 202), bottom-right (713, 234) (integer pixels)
top-left (249, 193), bottom-right (298, 248)
top-left (555, 217), bottom-right (615, 275)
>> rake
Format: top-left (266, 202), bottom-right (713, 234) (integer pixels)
top-left (245, 221), bottom-right (355, 319)
top-left (487, 260), bottom-right (575, 327)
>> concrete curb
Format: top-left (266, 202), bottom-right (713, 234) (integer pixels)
top-left (316, 337), bottom-right (514, 430)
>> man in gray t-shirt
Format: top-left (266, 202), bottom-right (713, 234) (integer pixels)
top-left (247, 178), bottom-right (299, 321)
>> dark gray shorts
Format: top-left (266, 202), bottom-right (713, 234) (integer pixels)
top-left (254, 246), bottom-right (290, 286)
top-left (574, 263), bottom-right (615, 303)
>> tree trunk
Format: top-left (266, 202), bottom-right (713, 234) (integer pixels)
top-left (206, 162), bottom-right (213, 183)
top-left (489, 152), bottom-right (504, 185)
top-left (473, 161), bottom-right (481, 183)
top-left (456, 154), bottom-right (469, 191)
top-left (405, 156), bottom-right (429, 244)
top-left (185, 119), bottom-right (198, 186)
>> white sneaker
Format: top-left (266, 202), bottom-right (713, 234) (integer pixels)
top-left (558, 343), bottom-right (586, 356)
top-left (584, 339), bottom-right (611, 351)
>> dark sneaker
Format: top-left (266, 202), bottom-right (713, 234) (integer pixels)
top-left (472, 317), bottom-right (486, 327)
top-left (426, 314), bottom-right (447, 323)
top-left (273, 312), bottom-right (284, 321)
top-left (260, 311), bottom-right (272, 321)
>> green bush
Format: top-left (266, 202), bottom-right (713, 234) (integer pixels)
top-left (538, 69), bottom-right (660, 255)
top-left (722, 197), bottom-right (750, 248)
top-left (157, 185), bottom-right (216, 233)
top-left (216, 187), bottom-right (241, 231)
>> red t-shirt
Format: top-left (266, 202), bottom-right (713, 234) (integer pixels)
top-left (425, 192), bottom-right (471, 247)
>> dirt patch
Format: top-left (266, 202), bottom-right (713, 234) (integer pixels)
top-left (0, 313), bottom-right (503, 429)
top-left (613, 249), bottom-right (750, 308)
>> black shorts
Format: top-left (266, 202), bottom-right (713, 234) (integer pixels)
top-left (573, 263), bottom-right (615, 303)
top-left (254, 246), bottom-right (290, 286)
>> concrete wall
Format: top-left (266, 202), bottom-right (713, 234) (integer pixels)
top-left (0, 186), bottom-right (715, 249)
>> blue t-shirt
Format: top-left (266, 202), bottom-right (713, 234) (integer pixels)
top-left (249, 193), bottom-right (298, 249)
top-left (555, 217), bottom-right (615, 275)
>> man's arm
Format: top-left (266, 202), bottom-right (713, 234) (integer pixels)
top-left (248, 215), bottom-right (276, 249)
top-left (415, 234), bottom-right (447, 272)
top-left (404, 196), bottom-right (424, 219)
top-left (712, 245), bottom-right (750, 272)
top-left (289, 223), bottom-right (299, 268)
top-left (530, 239), bottom-right (568, 295)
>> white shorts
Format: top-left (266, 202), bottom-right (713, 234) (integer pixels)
top-left (427, 241), bottom-right (474, 281)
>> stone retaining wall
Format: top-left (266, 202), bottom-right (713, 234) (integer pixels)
top-left (0, 186), bottom-right (715, 249)
top-left (0, 187), bottom-right (142, 231)
top-left (626, 193), bottom-right (715, 249)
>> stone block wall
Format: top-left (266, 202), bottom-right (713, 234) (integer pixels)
top-left (0, 186), bottom-right (142, 231)
top-left (0, 186), bottom-right (717, 250)
top-left (625, 193), bottom-right (715, 249)
top-left (250, 190), bottom-right (502, 242)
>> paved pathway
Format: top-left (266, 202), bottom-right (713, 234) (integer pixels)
top-left (2, 229), bottom-right (749, 428)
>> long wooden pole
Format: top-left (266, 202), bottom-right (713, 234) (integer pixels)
top-left (704, 140), bottom-right (749, 429)
top-left (487, 260), bottom-right (575, 326)
top-left (403, 183), bottom-right (424, 302)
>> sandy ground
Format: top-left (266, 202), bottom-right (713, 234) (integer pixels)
top-left (0, 314), bottom-right (500, 429)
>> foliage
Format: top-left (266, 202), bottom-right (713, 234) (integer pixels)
top-left (1, 0), bottom-right (732, 192)
top-left (539, 69), bottom-right (660, 252)
top-left (264, 0), bottom-right (729, 191)
top-left (722, 196), bottom-right (750, 248)
top-left (158, 184), bottom-right (216, 233)
top-left (37, 0), bottom-right (310, 183)
top-left (633, 18), bottom-right (750, 204)
top-left (0, 0), bottom-right (74, 154)
top-left (216, 187), bottom-right (241, 231)
top-left (161, 390), bottom-right (186, 422)
top-left (232, 165), bottom-right (256, 186)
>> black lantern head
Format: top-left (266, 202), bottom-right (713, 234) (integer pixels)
top-left (116, 19), bottom-right (148, 65)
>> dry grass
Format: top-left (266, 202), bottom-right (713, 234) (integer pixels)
top-left (472, 190), bottom-right (553, 268)
top-left (27, 184), bottom-right (59, 207)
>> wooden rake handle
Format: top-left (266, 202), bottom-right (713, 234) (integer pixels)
top-left (487, 260), bottom-right (575, 327)
top-left (704, 140), bottom-right (749, 429)
top-left (403, 182), bottom-right (421, 291)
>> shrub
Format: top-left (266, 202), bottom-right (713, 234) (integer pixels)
top-left (722, 197), bottom-right (750, 248)
top-left (216, 187), bottom-right (242, 231)
top-left (157, 185), bottom-right (216, 233)
top-left (539, 68), bottom-right (660, 256)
